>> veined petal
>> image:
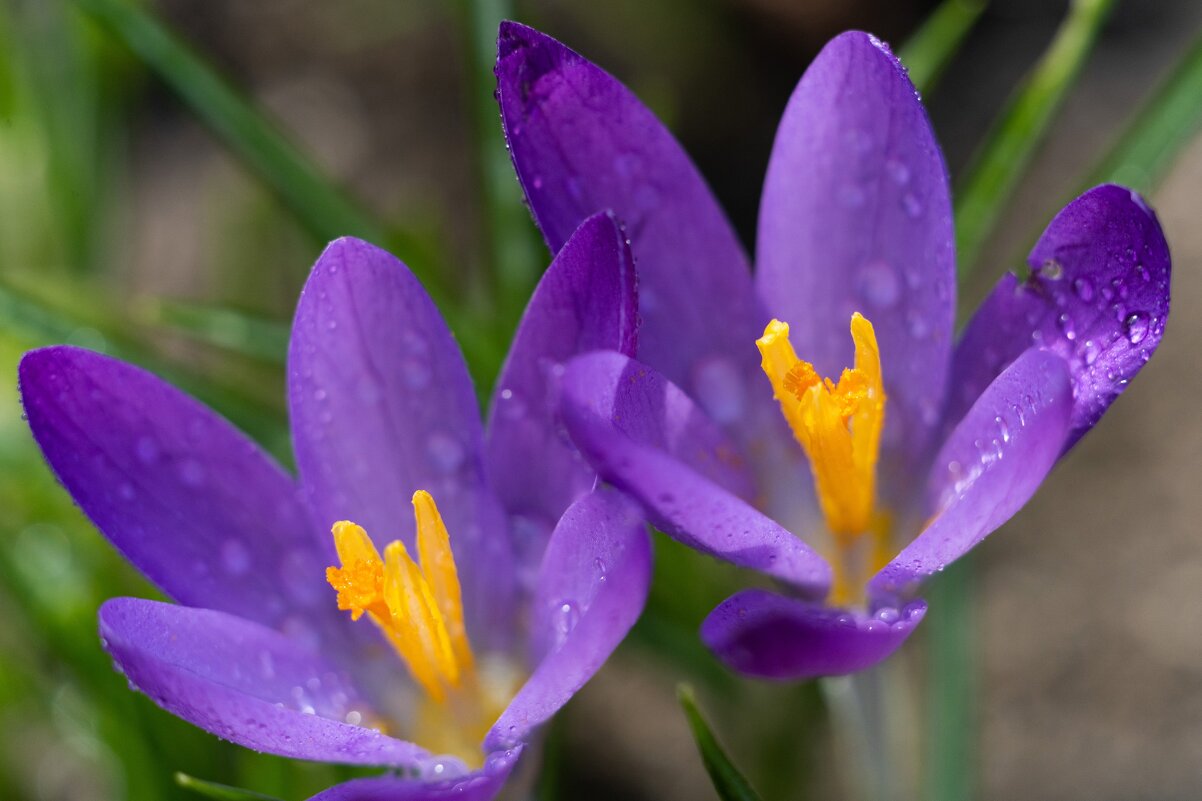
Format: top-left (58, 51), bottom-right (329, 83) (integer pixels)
top-left (559, 352), bottom-right (831, 596)
top-left (486, 213), bottom-right (638, 571)
top-left (949, 184), bottom-right (1171, 450)
top-left (486, 489), bottom-right (650, 750)
top-left (288, 238), bottom-right (514, 647)
top-left (18, 347), bottom-right (343, 643)
top-left (870, 348), bottom-right (1074, 601)
top-left (99, 598), bottom-right (430, 768)
top-left (701, 589), bottom-right (925, 680)
top-left (496, 22), bottom-right (766, 433)
top-left (756, 31), bottom-right (955, 493)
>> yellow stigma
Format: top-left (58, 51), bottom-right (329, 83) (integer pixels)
top-left (757, 313), bottom-right (888, 605)
top-left (325, 490), bottom-right (474, 705)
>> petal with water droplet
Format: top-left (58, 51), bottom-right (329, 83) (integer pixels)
top-left (755, 31), bottom-right (956, 497)
top-left (288, 238), bottom-right (514, 648)
top-left (949, 185), bottom-right (1171, 450)
top-left (870, 348), bottom-right (1073, 600)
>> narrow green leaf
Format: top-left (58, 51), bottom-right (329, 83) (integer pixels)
top-left (677, 684), bottom-right (765, 801)
top-left (955, 0), bottom-right (1117, 278)
top-left (899, 0), bottom-right (989, 94)
top-left (176, 773), bottom-right (285, 801)
top-left (1086, 32), bottom-right (1202, 192)
top-left (69, 0), bottom-right (439, 291)
top-left (924, 559), bottom-right (978, 801)
top-left (146, 299), bottom-right (289, 365)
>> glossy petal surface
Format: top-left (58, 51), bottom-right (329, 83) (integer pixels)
top-left (19, 347), bottom-right (340, 640)
top-left (496, 22), bottom-right (766, 428)
top-left (560, 352), bottom-right (830, 595)
top-left (871, 349), bottom-right (1073, 600)
top-left (949, 184), bottom-right (1170, 449)
top-left (756, 31), bottom-right (955, 487)
top-left (305, 750), bottom-right (521, 801)
top-left (100, 598), bottom-right (430, 767)
top-left (289, 238), bottom-right (513, 645)
top-left (701, 589), bottom-right (926, 680)
top-left (486, 213), bottom-right (638, 571)
top-left (487, 489), bottom-right (650, 750)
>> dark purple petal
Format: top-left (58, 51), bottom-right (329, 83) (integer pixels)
top-left (559, 352), bottom-right (830, 595)
top-left (486, 489), bottom-right (650, 750)
top-left (486, 213), bottom-right (638, 572)
top-left (496, 22), bottom-right (767, 429)
top-left (701, 589), bottom-right (925, 680)
top-left (948, 184), bottom-right (1171, 450)
top-left (305, 748), bottom-right (522, 801)
top-left (288, 238), bottom-right (514, 647)
top-left (99, 598), bottom-right (431, 768)
top-left (18, 347), bottom-right (342, 641)
top-left (870, 349), bottom-right (1073, 600)
top-left (756, 31), bottom-right (955, 493)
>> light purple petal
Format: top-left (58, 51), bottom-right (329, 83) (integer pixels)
top-left (18, 347), bottom-right (343, 642)
top-left (496, 22), bottom-right (767, 430)
top-left (870, 348), bottom-right (1073, 600)
top-left (701, 589), bottom-right (926, 680)
top-left (99, 598), bottom-right (431, 768)
top-left (486, 488), bottom-right (650, 750)
top-left (756, 31), bottom-right (955, 492)
top-left (948, 184), bottom-right (1171, 449)
top-left (486, 213), bottom-right (638, 572)
top-left (559, 351), bottom-right (831, 595)
top-left (305, 748), bottom-right (522, 801)
top-left (288, 238), bottom-right (514, 647)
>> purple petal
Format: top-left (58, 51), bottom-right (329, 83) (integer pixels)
top-left (99, 598), bottom-right (431, 768)
top-left (559, 351), bottom-right (831, 595)
top-left (870, 348), bottom-right (1073, 600)
top-left (701, 589), bottom-right (926, 680)
top-left (496, 22), bottom-right (767, 428)
top-left (305, 748), bottom-right (522, 801)
top-left (486, 488), bottom-right (650, 750)
top-left (18, 347), bottom-right (342, 641)
top-left (288, 238), bottom-right (514, 647)
top-left (486, 213), bottom-right (638, 571)
top-left (948, 184), bottom-right (1171, 449)
top-left (756, 31), bottom-right (955, 491)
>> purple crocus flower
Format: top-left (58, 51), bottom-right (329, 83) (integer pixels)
top-left (19, 213), bottom-right (650, 800)
top-left (495, 24), bottom-right (1170, 679)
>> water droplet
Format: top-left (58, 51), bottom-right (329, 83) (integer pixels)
top-left (178, 458), bottom-right (206, 487)
top-left (345, 710), bottom-right (362, 726)
top-left (901, 192), bottom-right (923, 218)
top-left (118, 482), bottom-right (136, 501)
top-left (1123, 311), bottom-right (1150, 344)
top-left (885, 159), bottom-right (910, 185)
top-left (1039, 258), bottom-right (1063, 280)
top-left (135, 436), bottom-right (159, 465)
top-left (858, 260), bottom-right (900, 309)
top-left (399, 355), bottom-right (430, 389)
top-left (905, 309), bottom-right (930, 340)
top-left (554, 600), bottom-right (579, 637)
top-left (221, 540), bottom-right (251, 575)
top-left (426, 432), bottom-right (465, 473)
top-left (691, 356), bottom-right (745, 425)
top-left (875, 607), bottom-right (900, 624)
top-left (1079, 339), bottom-right (1100, 366)
top-left (532, 175), bottom-right (544, 190)
top-left (1056, 312), bottom-right (1076, 341)
top-left (497, 387), bottom-right (527, 421)
top-left (1072, 277), bottom-right (1094, 302)
top-left (995, 415), bottom-right (1010, 443)
top-left (313, 388), bottom-right (328, 402)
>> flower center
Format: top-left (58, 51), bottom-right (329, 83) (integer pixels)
top-left (326, 490), bottom-right (506, 766)
top-left (757, 313), bottom-right (891, 605)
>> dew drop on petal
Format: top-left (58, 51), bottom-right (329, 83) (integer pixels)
top-left (426, 432), bottom-right (465, 474)
top-left (859, 260), bottom-right (900, 310)
top-left (1123, 311), bottom-right (1150, 344)
top-left (221, 539), bottom-right (252, 576)
top-left (178, 458), bottom-right (206, 487)
top-left (1072, 277), bottom-right (1094, 302)
top-left (691, 356), bottom-right (745, 425)
top-left (135, 436), bottom-right (160, 465)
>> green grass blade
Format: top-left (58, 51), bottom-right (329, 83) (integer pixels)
top-left (146, 299), bottom-right (289, 365)
top-left (924, 561), bottom-right (979, 801)
top-left (955, 0), bottom-right (1117, 279)
top-left (899, 0), bottom-right (989, 94)
top-left (1086, 31), bottom-right (1202, 192)
top-left (677, 684), bottom-right (765, 801)
top-left (176, 773), bottom-right (284, 801)
top-left (69, 0), bottom-right (440, 288)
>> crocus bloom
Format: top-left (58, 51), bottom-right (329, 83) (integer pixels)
top-left (20, 213), bottom-right (650, 800)
top-left (495, 24), bottom-right (1170, 679)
